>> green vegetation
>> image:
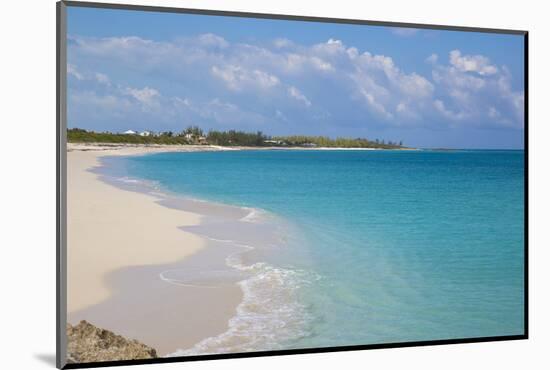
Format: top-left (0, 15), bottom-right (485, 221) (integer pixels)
top-left (68, 127), bottom-right (405, 149)
top-left (272, 135), bottom-right (403, 149)
top-left (68, 128), bottom-right (190, 145)
top-left (207, 130), bottom-right (267, 146)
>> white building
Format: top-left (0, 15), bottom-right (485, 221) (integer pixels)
top-left (123, 130), bottom-right (137, 135)
top-left (264, 140), bottom-right (283, 145)
top-left (139, 131), bottom-right (152, 137)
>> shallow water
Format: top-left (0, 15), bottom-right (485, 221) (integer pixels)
top-left (102, 149), bottom-right (525, 353)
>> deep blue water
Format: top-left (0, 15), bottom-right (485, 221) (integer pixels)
top-left (108, 149), bottom-right (525, 349)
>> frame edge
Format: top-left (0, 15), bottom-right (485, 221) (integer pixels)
top-left (62, 0), bottom-right (527, 35)
top-left (57, 1), bottom-right (68, 369)
top-left (56, 2), bottom-right (529, 368)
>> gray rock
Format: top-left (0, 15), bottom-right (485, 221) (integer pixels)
top-left (67, 320), bottom-right (158, 363)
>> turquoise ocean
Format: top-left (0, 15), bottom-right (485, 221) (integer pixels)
top-left (101, 149), bottom-right (525, 353)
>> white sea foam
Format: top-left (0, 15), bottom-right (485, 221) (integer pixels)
top-left (107, 163), bottom-right (318, 355)
top-left (117, 176), bottom-right (141, 184)
top-left (168, 248), bottom-right (319, 356)
top-left (113, 176), bottom-right (166, 197)
top-left (159, 268), bottom-right (245, 288)
top-left (240, 207), bottom-right (265, 223)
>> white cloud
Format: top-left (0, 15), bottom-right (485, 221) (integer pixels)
top-left (67, 64), bottom-right (84, 80)
top-left (350, 50), bottom-right (433, 120)
top-left (433, 68), bottom-right (485, 90)
top-left (312, 38), bottom-right (347, 57)
top-left (123, 87), bottom-right (160, 106)
top-left (253, 70), bottom-right (281, 89)
top-left (449, 50), bottom-right (498, 76)
top-left (197, 33), bottom-right (229, 48)
top-left (172, 96), bottom-right (191, 107)
top-left (287, 86), bottom-right (312, 107)
top-left (273, 38), bottom-right (293, 48)
top-left (67, 64), bottom-right (111, 87)
top-left (211, 65), bottom-right (280, 91)
top-left (430, 50), bottom-right (523, 127)
top-left (94, 72), bottom-right (110, 85)
top-left (171, 95), bottom-right (267, 127)
top-left (399, 73), bottom-right (435, 98)
top-left (310, 57), bottom-right (334, 72)
top-left (68, 34), bottom-right (523, 131)
top-left (346, 47), bottom-right (359, 59)
top-left (426, 53), bottom-right (438, 64)
top-left (496, 69), bottom-right (525, 122)
top-left (434, 99), bottom-right (466, 121)
top-left (359, 88), bottom-right (394, 120)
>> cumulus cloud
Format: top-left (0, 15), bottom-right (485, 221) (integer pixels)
top-left (349, 50), bottom-right (434, 121)
top-left (211, 65), bottom-right (280, 91)
top-left (273, 38), bottom-right (293, 48)
top-left (67, 33), bottom-right (524, 133)
top-left (197, 33), bottom-right (229, 48)
top-left (311, 56), bottom-right (334, 72)
top-left (429, 50), bottom-right (523, 127)
top-left (426, 53), bottom-right (438, 64)
top-left (69, 79), bottom-right (267, 133)
top-left (123, 87), bottom-right (160, 106)
top-left (449, 50), bottom-right (498, 76)
top-left (434, 99), bottom-right (466, 121)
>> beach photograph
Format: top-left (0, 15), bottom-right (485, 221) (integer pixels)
top-left (63, 4), bottom-right (525, 365)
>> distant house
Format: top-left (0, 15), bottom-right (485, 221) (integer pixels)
top-left (184, 133), bottom-right (194, 140)
top-left (197, 136), bottom-right (208, 145)
top-left (139, 131), bottom-right (152, 137)
top-left (123, 130), bottom-right (137, 135)
top-left (264, 140), bottom-right (283, 145)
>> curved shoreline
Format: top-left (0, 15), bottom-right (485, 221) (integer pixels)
top-left (67, 143), bottom-right (316, 356)
top-left (67, 143), bottom-right (245, 355)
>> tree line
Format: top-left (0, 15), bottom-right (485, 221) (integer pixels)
top-left (67, 127), bottom-right (404, 149)
top-left (272, 135), bottom-right (403, 149)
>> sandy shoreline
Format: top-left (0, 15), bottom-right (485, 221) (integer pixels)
top-left (67, 141), bottom-right (415, 153)
top-left (67, 143), bottom-right (244, 355)
top-left (66, 142), bottom-right (409, 356)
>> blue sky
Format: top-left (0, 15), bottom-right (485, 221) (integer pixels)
top-left (67, 6), bottom-right (525, 149)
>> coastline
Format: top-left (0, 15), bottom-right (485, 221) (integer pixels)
top-left (65, 143), bottom-right (523, 357)
top-left (67, 142), bottom-right (318, 356)
top-left (67, 143), bottom-right (245, 355)
top-left (68, 141), bottom-right (417, 152)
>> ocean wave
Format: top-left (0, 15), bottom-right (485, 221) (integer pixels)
top-left (240, 207), bottom-right (266, 223)
top-left (169, 252), bottom-right (319, 356)
top-left (104, 158), bottom-right (318, 355)
top-left (118, 177), bottom-right (140, 184)
top-left (113, 176), bottom-right (164, 195)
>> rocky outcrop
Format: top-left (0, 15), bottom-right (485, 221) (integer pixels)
top-left (66, 320), bottom-right (158, 363)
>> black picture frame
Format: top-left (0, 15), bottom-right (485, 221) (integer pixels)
top-left (56, 1), bottom-right (529, 368)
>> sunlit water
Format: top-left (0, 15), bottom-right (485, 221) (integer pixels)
top-left (102, 149), bottom-right (525, 353)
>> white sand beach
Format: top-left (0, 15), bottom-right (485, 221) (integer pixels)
top-left (66, 143), bottom-right (243, 354)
